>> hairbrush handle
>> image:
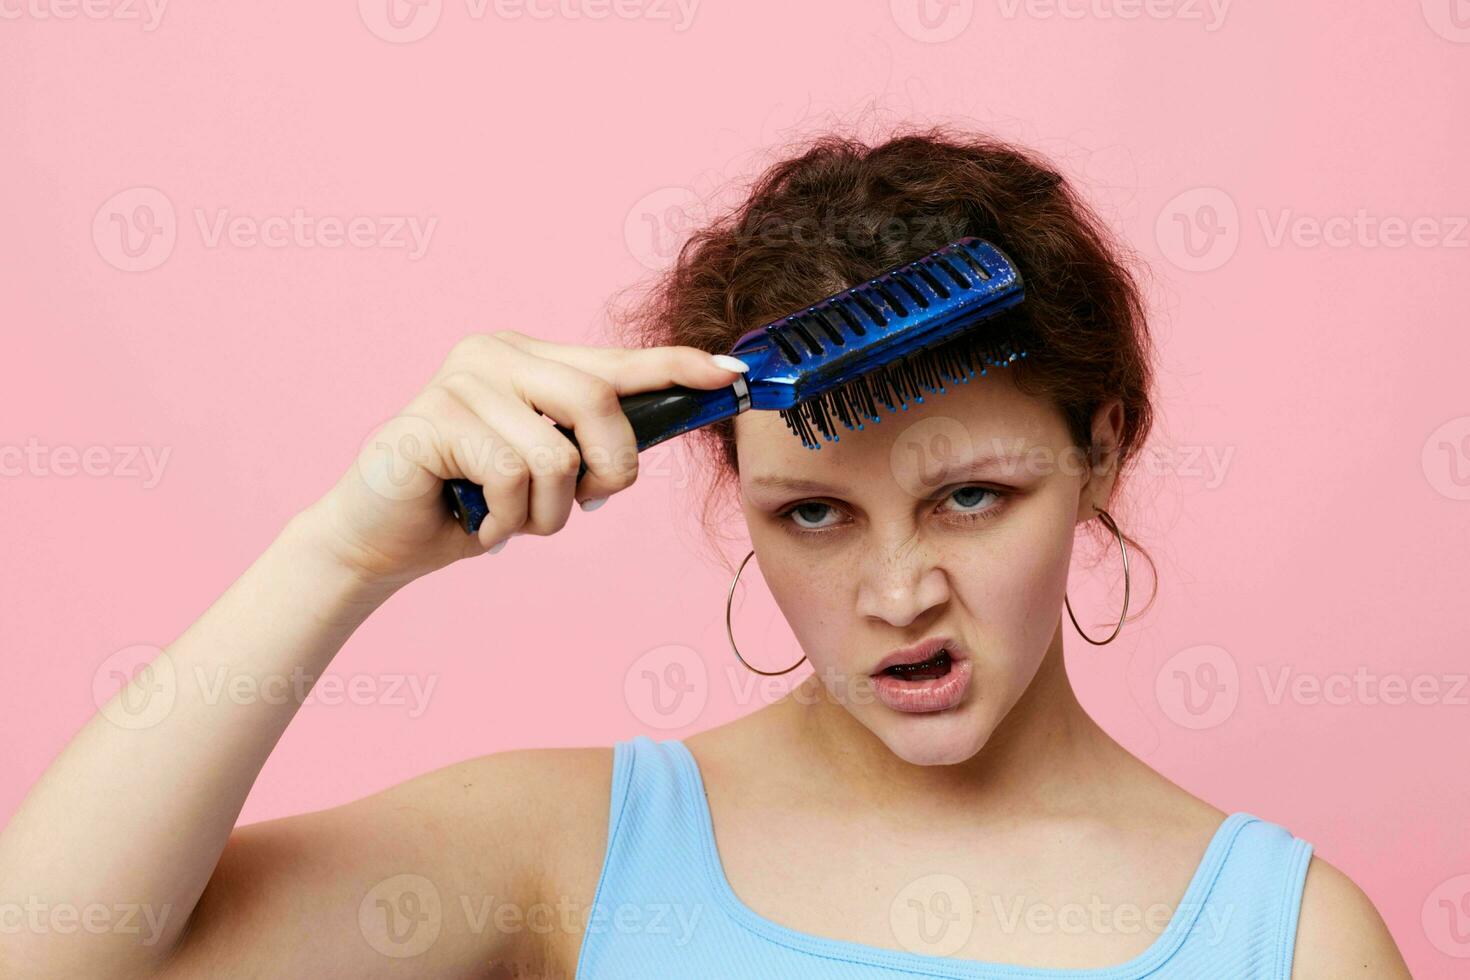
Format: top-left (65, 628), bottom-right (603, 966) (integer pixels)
top-left (443, 382), bottom-right (745, 535)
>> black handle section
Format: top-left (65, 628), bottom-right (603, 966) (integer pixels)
top-left (443, 383), bottom-right (741, 535)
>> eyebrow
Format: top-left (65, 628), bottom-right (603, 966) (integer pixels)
top-left (748, 450), bottom-right (1031, 495)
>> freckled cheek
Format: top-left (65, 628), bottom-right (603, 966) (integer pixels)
top-left (948, 525), bottom-right (1074, 663)
top-left (756, 545), bottom-right (857, 669)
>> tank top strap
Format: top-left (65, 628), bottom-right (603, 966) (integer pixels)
top-left (575, 735), bottom-right (724, 976)
top-left (1161, 812), bottom-right (1314, 978)
top-left (594, 734), bottom-right (715, 888)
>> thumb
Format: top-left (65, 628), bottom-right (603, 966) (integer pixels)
top-left (494, 332), bottom-right (751, 394)
top-left (604, 345), bottom-right (750, 395)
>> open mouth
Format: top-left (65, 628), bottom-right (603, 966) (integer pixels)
top-left (878, 647), bottom-right (953, 682)
top-left (869, 639), bottom-right (971, 712)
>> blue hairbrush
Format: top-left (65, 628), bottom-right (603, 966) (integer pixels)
top-left (446, 237), bottom-right (1026, 534)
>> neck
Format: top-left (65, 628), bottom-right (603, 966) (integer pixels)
top-left (780, 618), bottom-right (1126, 818)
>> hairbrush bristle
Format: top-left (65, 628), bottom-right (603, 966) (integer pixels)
top-left (778, 333), bottom-right (1027, 450)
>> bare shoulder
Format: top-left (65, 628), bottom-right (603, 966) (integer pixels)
top-left (382, 744), bottom-right (615, 977)
top-left (443, 743), bottom-right (615, 891)
top-left (155, 745), bottom-right (616, 980)
top-left (458, 745), bottom-right (616, 975)
top-left (369, 743), bottom-right (614, 867)
top-left (1290, 854), bottom-right (1410, 979)
top-left (450, 743), bottom-right (614, 829)
top-left (485, 744), bottom-right (616, 885)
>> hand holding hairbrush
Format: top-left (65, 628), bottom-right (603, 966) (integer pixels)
top-left (444, 238), bottom-right (1026, 534)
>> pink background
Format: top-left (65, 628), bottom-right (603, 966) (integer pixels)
top-left (3, 2), bottom-right (1468, 975)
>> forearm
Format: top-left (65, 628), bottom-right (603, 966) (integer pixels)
top-left (0, 504), bottom-right (398, 979)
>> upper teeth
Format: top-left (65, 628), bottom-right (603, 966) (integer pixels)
top-left (892, 648), bottom-right (946, 669)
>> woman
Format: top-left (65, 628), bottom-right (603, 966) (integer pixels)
top-left (0, 129), bottom-right (1410, 978)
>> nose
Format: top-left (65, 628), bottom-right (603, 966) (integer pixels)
top-left (854, 526), bottom-right (951, 629)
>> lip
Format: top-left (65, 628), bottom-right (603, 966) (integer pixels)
top-left (871, 657), bottom-right (972, 713)
top-left (870, 635), bottom-right (965, 676)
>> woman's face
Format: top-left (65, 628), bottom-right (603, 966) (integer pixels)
top-left (734, 370), bottom-right (1121, 766)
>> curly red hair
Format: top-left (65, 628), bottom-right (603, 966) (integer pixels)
top-left (612, 125), bottom-right (1158, 609)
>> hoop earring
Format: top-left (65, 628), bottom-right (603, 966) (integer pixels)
top-left (1064, 507), bottom-right (1132, 646)
top-left (726, 548), bottom-right (808, 676)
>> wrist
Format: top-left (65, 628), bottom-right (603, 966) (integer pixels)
top-left (278, 503), bottom-right (406, 614)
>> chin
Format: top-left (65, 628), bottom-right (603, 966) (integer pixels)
top-left (866, 698), bottom-right (997, 767)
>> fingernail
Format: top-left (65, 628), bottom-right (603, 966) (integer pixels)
top-left (488, 538), bottom-right (509, 555)
top-left (711, 354), bottom-right (750, 373)
top-left (579, 496), bottom-right (608, 512)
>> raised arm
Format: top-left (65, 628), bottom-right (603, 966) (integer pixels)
top-left (0, 331), bottom-right (747, 979)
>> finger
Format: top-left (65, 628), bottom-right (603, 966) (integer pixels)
top-left (441, 342), bottom-right (634, 498)
top-left (432, 333), bottom-right (635, 487)
top-left (406, 387), bottom-right (529, 546)
top-left (458, 412), bottom-right (530, 550)
top-left (492, 331), bottom-right (749, 395)
top-left (440, 373), bottom-right (583, 535)
top-left (500, 356), bottom-right (647, 501)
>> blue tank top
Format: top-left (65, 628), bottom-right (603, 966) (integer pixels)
top-left (575, 735), bottom-right (1315, 979)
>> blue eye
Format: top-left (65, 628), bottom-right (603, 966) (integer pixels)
top-left (786, 501), bottom-right (840, 530)
top-left (947, 486), bottom-right (1000, 513)
top-left (777, 485), bottom-right (1010, 534)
